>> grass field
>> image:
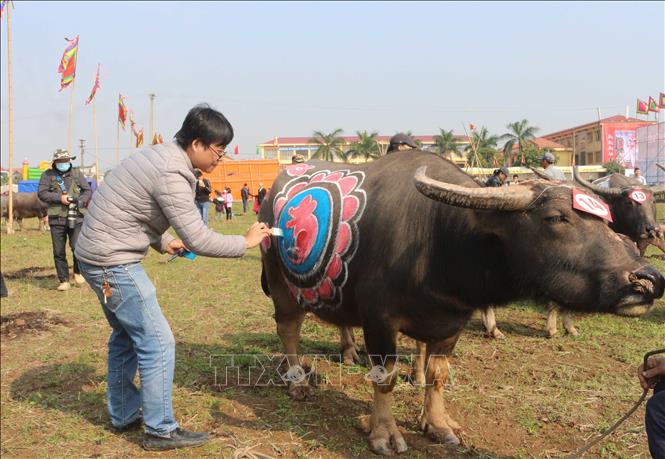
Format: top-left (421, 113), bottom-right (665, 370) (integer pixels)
top-left (1, 205), bottom-right (664, 458)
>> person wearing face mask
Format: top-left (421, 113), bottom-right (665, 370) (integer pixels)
top-left (38, 149), bottom-right (92, 291)
top-left (74, 104), bottom-right (271, 451)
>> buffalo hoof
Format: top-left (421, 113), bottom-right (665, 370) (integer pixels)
top-left (546, 328), bottom-right (558, 339)
top-left (369, 422), bottom-right (408, 455)
top-left (489, 328), bottom-right (505, 340)
top-left (420, 415), bottom-right (461, 446)
top-left (566, 327), bottom-right (580, 337)
top-left (287, 383), bottom-right (311, 401)
top-left (342, 345), bottom-right (362, 366)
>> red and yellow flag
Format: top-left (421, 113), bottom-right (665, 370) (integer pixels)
top-left (58, 35), bottom-right (79, 91)
top-left (660, 92), bottom-right (665, 109)
top-left (637, 99), bottom-right (649, 115)
top-left (135, 129), bottom-right (144, 148)
top-left (649, 96), bottom-right (660, 113)
top-left (85, 64), bottom-right (101, 105)
top-left (118, 94), bottom-right (128, 129)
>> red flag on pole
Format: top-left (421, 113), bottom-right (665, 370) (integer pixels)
top-left (85, 64), bottom-right (100, 105)
top-left (637, 99), bottom-right (649, 115)
top-left (118, 94), bottom-right (127, 129)
top-left (58, 35), bottom-right (79, 91)
top-left (660, 92), bottom-right (665, 109)
top-left (234, 145), bottom-right (239, 155)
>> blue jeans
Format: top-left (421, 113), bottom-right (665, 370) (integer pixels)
top-left (196, 201), bottom-right (210, 226)
top-left (647, 380), bottom-right (665, 458)
top-left (79, 261), bottom-right (178, 436)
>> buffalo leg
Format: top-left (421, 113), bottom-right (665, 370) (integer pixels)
top-left (561, 310), bottom-right (578, 336)
top-left (481, 307), bottom-right (505, 339)
top-left (339, 326), bottom-right (361, 365)
top-left (414, 340), bottom-right (426, 386)
top-left (276, 310), bottom-right (310, 400)
top-left (546, 303), bottom-right (559, 338)
top-left (364, 321), bottom-right (407, 455)
top-left (420, 332), bottom-right (463, 446)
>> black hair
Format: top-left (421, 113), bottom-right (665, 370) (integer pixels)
top-left (175, 103), bottom-right (234, 150)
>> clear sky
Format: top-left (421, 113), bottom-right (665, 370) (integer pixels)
top-left (1, 1), bottom-right (663, 169)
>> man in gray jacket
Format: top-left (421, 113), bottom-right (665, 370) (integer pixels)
top-left (76, 104), bottom-right (271, 451)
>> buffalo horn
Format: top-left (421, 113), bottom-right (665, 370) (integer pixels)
top-left (414, 166), bottom-right (536, 211)
top-left (572, 166), bottom-right (622, 197)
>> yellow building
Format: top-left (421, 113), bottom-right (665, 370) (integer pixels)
top-left (257, 134), bottom-right (471, 165)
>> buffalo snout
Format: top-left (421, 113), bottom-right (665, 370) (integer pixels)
top-left (630, 266), bottom-right (665, 299)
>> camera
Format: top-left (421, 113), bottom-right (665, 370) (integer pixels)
top-left (66, 196), bottom-right (78, 229)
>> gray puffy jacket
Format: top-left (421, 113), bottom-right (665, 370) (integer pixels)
top-left (76, 141), bottom-right (246, 266)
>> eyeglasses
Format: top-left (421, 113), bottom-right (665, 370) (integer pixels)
top-left (208, 144), bottom-right (226, 160)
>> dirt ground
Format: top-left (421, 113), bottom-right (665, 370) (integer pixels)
top-left (1, 214), bottom-right (664, 458)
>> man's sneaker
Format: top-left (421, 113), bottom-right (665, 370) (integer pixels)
top-left (56, 282), bottom-right (71, 291)
top-left (73, 274), bottom-right (86, 285)
top-left (141, 428), bottom-right (209, 451)
top-left (111, 417), bottom-right (143, 433)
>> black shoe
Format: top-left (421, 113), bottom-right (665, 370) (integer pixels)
top-left (141, 427), bottom-right (209, 451)
top-left (111, 417), bottom-right (143, 433)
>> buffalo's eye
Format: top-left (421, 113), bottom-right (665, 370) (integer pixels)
top-left (545, 215), bottom-right (568, 224)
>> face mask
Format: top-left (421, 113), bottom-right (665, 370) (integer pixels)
top-left (55, 162), bottom-right (71, 173)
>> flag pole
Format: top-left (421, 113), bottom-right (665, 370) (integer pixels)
top-left (93, 97), bottom-right (99, 183)
top-left (6, 2), bottom-right (14, 234)
top-left (116, 118), bottom-right (120, 165)
top-left (67, 79), bottom-right (76, 155)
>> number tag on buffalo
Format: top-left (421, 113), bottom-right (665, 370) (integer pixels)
top-left (572, 188), bottom-right (613, 222)
top-left (628, 189), bottom-right (650, 205)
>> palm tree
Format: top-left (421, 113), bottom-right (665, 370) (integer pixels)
top-left (347, 131), bottom-right (381, 162)
top-left (310, 129), bottom-right (346, 162)
top-left (432, 129), bottom-right (459, 159)
top-left (465, 127), bottom-right (501, 167)
top-left (501, 119), bottom-right (539, 166)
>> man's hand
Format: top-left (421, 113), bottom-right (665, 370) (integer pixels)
top-left (60, 195), bottom-right (70, 205)
top-left (638, 355), bottom-right (665, 390)
top-left (165, 239), bottom-right (187, 255)
top-left (244, 222), bottom-right (271, 249)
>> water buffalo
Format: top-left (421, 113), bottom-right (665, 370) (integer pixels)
top-left (260, 152), bottom-right (663, 454)
top-left (1, 192), bottom-right (48, 231)
top-left (494, 167), bottom-right (665, 338)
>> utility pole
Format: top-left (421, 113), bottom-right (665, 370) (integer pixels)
top-left (79, 138), bottom-right (86, 169)
top-left (149, 93), bottom-right (156, 142)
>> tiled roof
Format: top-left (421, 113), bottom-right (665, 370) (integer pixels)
top-left (542, 115), bottom-right (654, 138)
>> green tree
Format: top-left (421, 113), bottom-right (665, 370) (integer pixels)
top-left (346, 131), bottom-right (381, 162)
top-left (432, 129), bottom-right (459, 159)
top-left (501, 119), bottom-right (539, 166)
top-left (516, 143), bottom-right (548, 168)
top-left (603, 160), bottom-right (625, 175)
top-left (466, 127), bottom-right (501, 167)
top-left (310, 129), bottom-right (346, 162)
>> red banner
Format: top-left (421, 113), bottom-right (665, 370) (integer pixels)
top-left (602, 122), bottom-right (652, 167)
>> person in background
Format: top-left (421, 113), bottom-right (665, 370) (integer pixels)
top-left (511, 174), bottom-right (520, 186)
top-left (638, 354), bottom-right (665, 457)
top-left (386, 133), bottom-right (417, 153)
top-left (225, 187), bottom-right (234, 220)
top-left (212, 189), bottom-right (225, 220)
top-left (75, 104), bottom-right (271, 451)
top-left (194, 169), bottom-right (212, 226)
top-left (634, 167), bottom-right (647, 185)
top-left (541, 152), bottom-right (566, 181)
top-left (37, 148), bottom-right (92, 291)
top-left (485, 167), bottom-right (509, 187)
top-left (254, 183), bottom-right (267, 214)
top-left (241, 183), bottom-right (250, 215)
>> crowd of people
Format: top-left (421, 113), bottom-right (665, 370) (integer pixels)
top-left (4, 111), bottom-right (663, 455)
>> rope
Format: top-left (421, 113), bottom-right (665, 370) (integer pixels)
top-left (566, 348), bottom-right (665, 458)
